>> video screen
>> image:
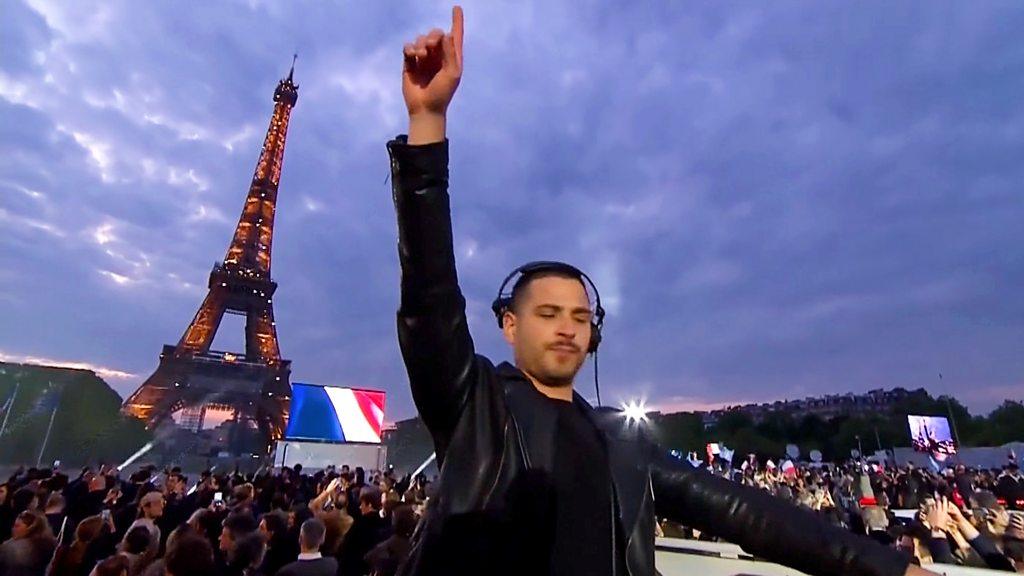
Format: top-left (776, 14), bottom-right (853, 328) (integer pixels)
top-left (907, 415), bottom-right (957, 455)
top-left (285, 383), bottom-right (386, 444)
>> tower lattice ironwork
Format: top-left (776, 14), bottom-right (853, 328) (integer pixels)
top-left (123, 63), bottom-right (299, 454)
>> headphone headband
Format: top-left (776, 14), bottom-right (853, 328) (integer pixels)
top-left (491, 260), bottom-right (605, 353)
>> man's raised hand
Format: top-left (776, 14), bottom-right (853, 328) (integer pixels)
top-left (403, 6), bottom-right (463, 144)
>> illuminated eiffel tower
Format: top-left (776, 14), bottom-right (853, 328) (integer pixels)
top-left (123, 61), bottom-right (299, 455)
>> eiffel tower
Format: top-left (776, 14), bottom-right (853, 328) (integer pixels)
top-left (123, 62), bottom-right (299, 456)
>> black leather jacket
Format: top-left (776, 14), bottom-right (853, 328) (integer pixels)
top-left (387, 136), bottom-right (910, 576)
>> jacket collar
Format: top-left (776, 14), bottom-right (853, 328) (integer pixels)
top-left (497, 362), bottom-right (648, 539)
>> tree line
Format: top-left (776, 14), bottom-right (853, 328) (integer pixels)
top-left (651, 393), bottom-right (1024, 463)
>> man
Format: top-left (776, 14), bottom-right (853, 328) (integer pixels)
top-left (219, 512), bottom-right (260, 575)
top-left (952, 464), bottom-right (974, 505)
top-left (388, 6), bottom-right (942, 576)
top-left (997, 463), bottom-right (1024, 509)
top-left (158, 473), bottom-right (189, 549)
top-left (365, 505), bottom-right (417, 576)
top-left (336, 493), bottom-right (385, 576)
top-left (277, 518), bottom-right (338, 576)
top-left (259, 511), bottom-right (294, 575)
top-left (42, 492), bottom-right (65, 541)
top-left (164, 533), bottom-right (215, 576)
top-left (124, 490), bottom-right (163, 557)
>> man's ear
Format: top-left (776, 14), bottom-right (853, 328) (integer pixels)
top-left (501, 311), bottom-right (517, 346)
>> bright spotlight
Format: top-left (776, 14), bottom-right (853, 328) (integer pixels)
top-left (117, 441), bottom-right (156, 471)
top-left (622, 400), bottom-right (649, 424)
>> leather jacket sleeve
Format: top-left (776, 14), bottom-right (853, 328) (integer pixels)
top-left (387, 136), bottom-right (477, 461)
top-left (650, 452), bottom-right (911, 576)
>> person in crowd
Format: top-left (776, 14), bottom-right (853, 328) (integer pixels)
top-left (219, 512), bottom-right (261, 576)
top-left (187, 508), bottom-right (211, 535)
top-left (0, 509), bottom-right (57, 576)
top-left (4, 452), bottom-right (1020, 574)
top-left (336, 493), bottom-right (385, 576)
top-left (138, 523), bottom-right (195, 576)
top-left (231, 484), bottom-right (257, 518)
top-left (49, 513), bottom-right (104, 576)
top-left (225, 531), bottom-right (266, 576)
top-left (122, 491), bottom-right (163, 559)
top-left (157, 473), bottom-right (190, 547)
top-left (277, 518), bottom-right (338, 576)
top-left (10, 487), bottom-right (38, 518)
top-left (44, 492), bottom-right (67, 540)
top-left (118, 525), bottom-right (153, 575)
top-left (89, 553), bottom-right (129, 576)
top-left (1004, 512), bottom-right (1024, 572)
top-left (156, 531), bottom-right (212, 576)
top-left (258, 511), bottom-right (293, 576)
top-left (997, 463), bottom-right (1024, 510)
top-left (365, 505), bottom-right (417, 576)
top-left (307, 479), bottom-right (351, 556)
top-left (346, 469), bottom-right (367, 519)
top-left (0, 483), bottom-right (13, 543)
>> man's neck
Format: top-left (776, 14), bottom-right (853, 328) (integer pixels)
top-left (519, 367), bottom-right (573, 402)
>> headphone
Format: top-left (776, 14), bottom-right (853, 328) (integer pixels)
top-left (491, 261), bottom-right (606, 404)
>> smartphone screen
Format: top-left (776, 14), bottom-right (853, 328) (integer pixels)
top-left (213, 491), bottom-right (224, 504)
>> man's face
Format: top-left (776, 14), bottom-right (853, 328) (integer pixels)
top-left (895, 535), bottom-right (915, 555)
top-left (502, 276), bottom-right (591, 388)
top-left (259, 519), bottom-right (270, 538)
top-left (360, 501), bottom-right (374, 516)
top-left (145, 496), bottom-right (165, 519)
top-left (219, 526), bottom-right (234, 553)
top-left (12, 517), bottom-right (30, 539)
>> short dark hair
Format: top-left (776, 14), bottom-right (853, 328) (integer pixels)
top-left (230, 532), bottom-right (266, 569)
top-left (300, 518), bottom-right (326, 549)
top-left (260, 512), bottom-right (287, 536)
top-left (11, 487), bottom-right (37, 514)
top-left (123, 525), bottom-right (151, 554)
top-left (392, 505), bottom-right (418, 538)
top-left (166, 534), bottom-right (214, 576)
top-left (223, 512), bottom-right (259, 537)
top-left (93, 554), bottom-right (130, 576)
top-left (509, 268), bottom-right (589, 314)
top-left (359, 492), bottom-right (381, 511)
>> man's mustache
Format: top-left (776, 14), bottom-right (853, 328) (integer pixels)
top-left (547, 342), bottom-right (581, 353)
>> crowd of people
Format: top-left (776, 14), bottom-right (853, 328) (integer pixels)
top-left (0, 463), bottom-right (428, 576)
top-left (663, 459), bottom-right (1024, 571)
top-left (0, 457), bottom-right (1022, 575)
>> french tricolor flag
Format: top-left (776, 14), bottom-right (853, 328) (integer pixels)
top-left (285, 384), bottom-right (386, 444)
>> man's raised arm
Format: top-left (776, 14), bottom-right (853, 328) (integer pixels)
top-left (387, 7), bottom-right (472, 458)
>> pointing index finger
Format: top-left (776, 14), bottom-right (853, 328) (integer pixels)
top-left (451, 5), bottom-right (464, 58)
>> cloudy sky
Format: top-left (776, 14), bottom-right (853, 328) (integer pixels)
top-left (2, 0), bottom-right (1022, 421)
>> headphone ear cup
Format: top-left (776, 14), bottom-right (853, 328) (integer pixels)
top-left (492, 297), bottom-right (509, 328)
top-left (588, 322), bottom-right (602, 354)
